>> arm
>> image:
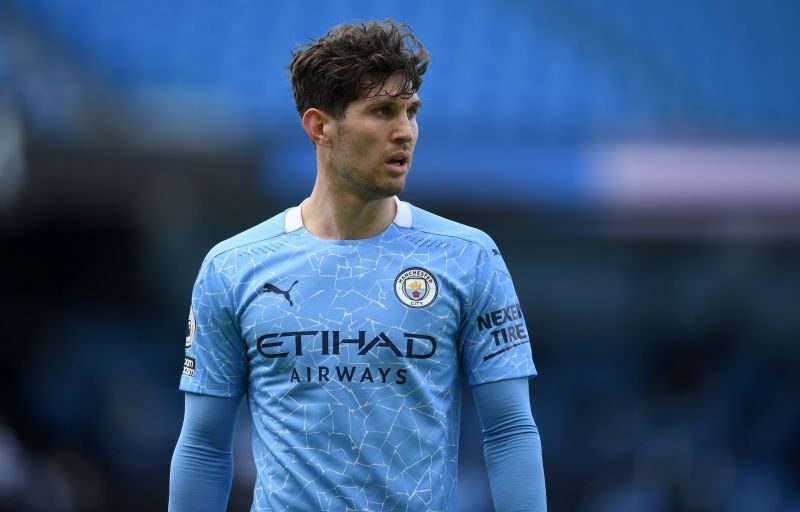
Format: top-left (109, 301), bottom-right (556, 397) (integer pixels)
top-left (169, 392), bottom-right (242, 512)
top-left (472, 377), bottom-right (547, 512)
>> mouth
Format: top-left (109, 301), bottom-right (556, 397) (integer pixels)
top-left (385, 154), bottom-right (410, 173)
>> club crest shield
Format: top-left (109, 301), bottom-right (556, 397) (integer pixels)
top-left (394, 267), bottom-right (438, 308)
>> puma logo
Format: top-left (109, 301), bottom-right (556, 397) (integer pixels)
top-left (263, 280), bottom-right (299, 306)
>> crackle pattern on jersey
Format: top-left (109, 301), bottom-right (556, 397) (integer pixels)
top-left (180, 204), bottom-right (536, 512)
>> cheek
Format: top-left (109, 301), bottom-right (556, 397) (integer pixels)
top-left (349, 130), bottom-right (381, 157)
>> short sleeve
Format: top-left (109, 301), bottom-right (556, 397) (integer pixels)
top-left (179, 258), bottom-right (247, 397)
top-left (459, 246), bottom-right (537, 387)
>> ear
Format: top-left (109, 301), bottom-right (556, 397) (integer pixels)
top-left (302, 108), bottom-right (334, 148)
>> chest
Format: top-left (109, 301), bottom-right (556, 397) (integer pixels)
top-left (233, 241), bottom-right (470, 385)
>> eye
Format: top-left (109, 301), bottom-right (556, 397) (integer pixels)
top-left (407, 107), bottom-right (419, 119)
top-left (374, 106), bottom-right (391, 117)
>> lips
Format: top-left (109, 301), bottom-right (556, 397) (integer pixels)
top-left (385, 152), bottom-right (410, 172)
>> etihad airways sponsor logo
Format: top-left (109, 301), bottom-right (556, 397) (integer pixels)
top-left (256, 330), bottom-right (437, 360)
top-left (255, 330), bottom-right (435, 386)
top-left (290, 365), bottom-right (408, 385)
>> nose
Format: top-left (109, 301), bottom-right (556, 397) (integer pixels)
top-left (391, 115), bottom-right (415, 145)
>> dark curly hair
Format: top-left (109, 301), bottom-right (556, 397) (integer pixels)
top-left (288, 19), bottom-right (431, 120)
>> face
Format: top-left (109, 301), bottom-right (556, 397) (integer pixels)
top-left (326, 73), bottom-right (421, 201)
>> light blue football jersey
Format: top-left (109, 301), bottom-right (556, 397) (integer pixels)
top-left (180, 197), bottom-right (537, 512)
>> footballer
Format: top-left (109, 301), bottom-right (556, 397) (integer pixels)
top-left (169, 19), bottom-right (546, 512)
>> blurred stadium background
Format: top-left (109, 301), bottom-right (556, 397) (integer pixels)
top-left (1, 1), bottom-right (799, 511)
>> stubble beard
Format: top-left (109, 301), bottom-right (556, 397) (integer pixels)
top-left (336, 162), bottom-right (407, 201)
top-left (332, 127), bottom-right (410, 201)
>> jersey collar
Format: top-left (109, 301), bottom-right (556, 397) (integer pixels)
top-left (285, 196), bottom-right (412, 232)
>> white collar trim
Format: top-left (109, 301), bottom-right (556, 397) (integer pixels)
top-left (284, 196), bottom-right (412, 232)
top-left (284, 199), bottom-right (305, 232)
top-left (392, 196), bottom-right (413, 228)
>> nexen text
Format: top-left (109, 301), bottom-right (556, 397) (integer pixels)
top-left (476, 303), bottom-right (528, 346)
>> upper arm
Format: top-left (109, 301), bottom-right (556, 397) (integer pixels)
top-left (471, 377), bottom-right (535, 434)
top-left (459, 243), bottom-right (537, 386)
top-left (180, 257), bottom-right (248, 398)
top-left (178, 392), bottom-right (242, 450)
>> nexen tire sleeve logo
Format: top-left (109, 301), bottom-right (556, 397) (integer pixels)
top-left (476, 303), bottom-right (530, 361)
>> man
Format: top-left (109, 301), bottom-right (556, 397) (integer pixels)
top-left (170, 19), bottom-right (546, 511)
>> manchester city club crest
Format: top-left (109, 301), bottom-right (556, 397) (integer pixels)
top-left (394, 267), bottom-right (438, 308)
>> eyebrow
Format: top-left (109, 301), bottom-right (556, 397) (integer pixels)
top-left (366, 97), bottom-right (423, 110)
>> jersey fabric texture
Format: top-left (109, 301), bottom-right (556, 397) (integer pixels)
top-left (179, 197), bottom-right (537, 512)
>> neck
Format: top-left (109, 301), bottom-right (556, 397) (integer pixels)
top-left (302, 183), bottom-right (397, 240)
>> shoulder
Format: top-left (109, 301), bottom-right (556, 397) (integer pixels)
top-left (409, 203), bottom-right (495, 249)
top-left (405, 201), bottom-right (511, 275)
top-left (199, 208), bottom-right (290, 273)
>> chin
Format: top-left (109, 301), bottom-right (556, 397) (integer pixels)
top-left (339, 167), bottom-right (407, 200)
top-left (380, 178), bottom-right (407, 198)
top-left (358, 174), bottom-right (405, 199)
top-left (360, 188), bottom-right (401, 202)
